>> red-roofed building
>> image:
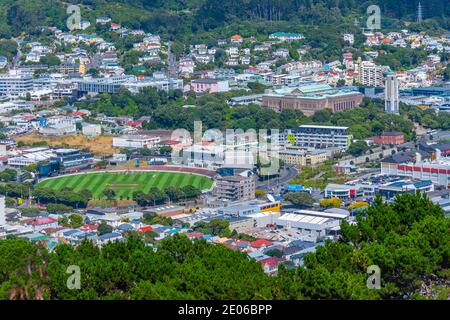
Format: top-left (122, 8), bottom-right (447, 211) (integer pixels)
top-left (367, 131), bottom-right (405, 145)
top-left (250, 239), bottom-right (273, 248)
top-left (80, 224), bottom-right (98, 232)
top-left (111, 23), bottom-right (121, 30)
top-left (187, 231), bottom-right (204, 239)
top-left (138, 226), bottom-right (153, 233)
top-left (127, 121), bottom-right (142, 128)
top-left (230, 34), bottom-right (243, 44)
top-left (32, 217), bottom-right (59, 231)
top-left (42, 227), bottom-right (67, 235)
top-left (165, 140), bottom-right (181, 146)
top-left (23, 114), bottom-right (36, 121)
top-left (261, 257), bottom-right (285, 274)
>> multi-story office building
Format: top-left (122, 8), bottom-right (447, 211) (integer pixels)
top-left (385, 74), bottom-right (399, 114)
top-left (77, 75), bottom-right (183, 95)
top-left (214, 175), bottom-right (256, 202)
top-left (278, 149), bottom-right (329, 167)
top-left (0, 74), bottom-right (33, 96)
top-left (122, 77), bottom-right (183, 93)
top-left (292, 125), bottom-right (351, 150)
top-left (76, 75), bottom-right (135, 95)
top-left (357, 61), bottom-right (384, 87)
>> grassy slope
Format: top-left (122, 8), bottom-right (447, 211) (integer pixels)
top-left (38, 171), bottom-right (212, 199)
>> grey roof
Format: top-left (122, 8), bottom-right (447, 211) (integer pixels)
top-left (98, 232), bottom-right (122, 241)
top-left (62, 229), bottom-right (81, 236)
top-left (117, 223), bottom-right (134, 231)
top-left (382, 150), bottom-right (428, 164)
top-left (191, 78), bottom-right (223, 84)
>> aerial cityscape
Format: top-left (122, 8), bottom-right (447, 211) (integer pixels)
top-left (0, 0), bottom-right (449, 304)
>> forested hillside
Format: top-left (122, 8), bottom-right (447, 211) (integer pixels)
top-left (0, 0), bottom-right (449, 39)
top-left (0, 193), bottom-right (449, 300)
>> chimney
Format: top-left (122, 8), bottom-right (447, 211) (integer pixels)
top-left (0, 196), bottom-right (5, 226)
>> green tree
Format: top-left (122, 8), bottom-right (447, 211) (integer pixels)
top-left (68, 214), bottom-right (83, 228)
top-left (347, 141), bottom-right (369, 157)
top-left (98, 222), bottom-right (113, 235)
top-left (284, 192), bottom-right (315, 207)
top-left (103, 188), bottom-right (116, 200)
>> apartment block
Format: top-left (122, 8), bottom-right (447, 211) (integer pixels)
top-left (214, 175), bottom-right (256, 202)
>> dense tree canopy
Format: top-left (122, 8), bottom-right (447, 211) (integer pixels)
top-left (0, 192), bottom-right (448, 300)
top-left (78, 88), bottom-right (445, 141)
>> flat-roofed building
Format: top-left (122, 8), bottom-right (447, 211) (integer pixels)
top-left (228, 94), bottom-right (263, 106)
top-left (279, 149), bottom-right (328, 167)
top-left (112, 134), bottom-right (161, 149)
top-left (367, 131), bottom-right (405, 145)
top-left (357, 61), bottom-right (385, 87)
top-left (262, 84), bottom-right (363, 116)
top-left (275, 209), bottom-right (349, 241)
top-left (217, 200), bottom-right (281, 216)
top-left (381, 156), bottom-right (450, 187)
top-left (294, 125), bottom-right (351, 150)
top-left (82, 123), bottom-right (102, 137)
top-left (324, 183), bottom-right (364, 199)
top-left (76, 75), bottom-right (135, 94)
top-left (214, 174), bottom-right (256, 201)
top-left (0, 74), bottom-right (33, 96)
top-left (190, 78), bottom-right (230, 94)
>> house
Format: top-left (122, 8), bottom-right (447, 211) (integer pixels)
top-left (97, 232), bottom-right (124, 245)
top-left (250, 239), bottom-right (273, 249)
top-left (116, 223), bottom-right (134, 233)
top-left (269, 32), bottom-right (304, 42)
top-left (138, 226), bottom-right (153, 233)
top-left (178, 57), bottom-right (195, 75)
top-left (82, 123), bottom-right (102, 137)
top-left (78, 20), bottom-right (91, 30)
top-left (153, 225), bottom-right (174, 240)
top-left (79, 224), bottom-right (98, 232)
top-left (110, 23), bottom-right (121, 31)
top-left (230, 34), bottom-right (243, 45)
top-left (343, 33), bottom-right (354, 45)
top-left (187, 231), bottom-right (204, 239)
top-left (261, 257), bottom-right (286, 275)
top-left (241, 55), bottom-right (251, 65)
top-left (247, 251), bottom-right (270, 262)
top-left (273, 48), bottom-right (290, 58)
top-left (25, 52), bottom-right (41, 63)
top-left (96, 17), bottom-right (111, 24)
top-left (32, 217), bottom-right (59, 232)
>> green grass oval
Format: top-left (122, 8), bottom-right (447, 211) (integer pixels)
top-left (37, 171), bottom-right (213, 199)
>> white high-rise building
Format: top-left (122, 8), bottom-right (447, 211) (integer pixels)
top-left (357, 61), bottom-right (384, 87)
top-left (385, 74), bottom-right (399, 115)
top-left (0, 196), bottom-right (5, 226)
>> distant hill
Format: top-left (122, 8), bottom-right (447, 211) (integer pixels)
top-left (0, 0), bottom-right (449, 38)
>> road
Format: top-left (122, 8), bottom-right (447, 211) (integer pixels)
top-left (256, 165), bottom-right (299, 192)
top-left (9, 39), bottom-right (21, 70)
